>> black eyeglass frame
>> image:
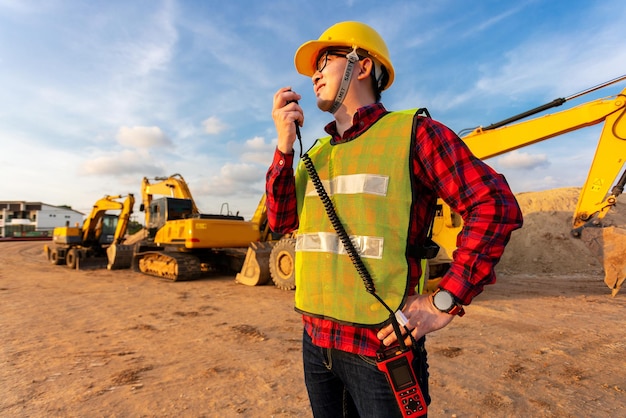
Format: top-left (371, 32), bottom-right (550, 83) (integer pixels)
top-left (315, 48), bottom-right (367, 73)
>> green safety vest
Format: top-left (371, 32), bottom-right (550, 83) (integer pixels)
top-left (294, 109), bottom-right (420, 326)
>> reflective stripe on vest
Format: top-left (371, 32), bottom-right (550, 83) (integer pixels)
top-left (296, 232), bottom-right (384, 259)
top-left (303, 174), bottom-right (389, 197)
top-left (294, 109), bottom-right (418, 326)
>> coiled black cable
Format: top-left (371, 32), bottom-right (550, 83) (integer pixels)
top-left (301, 154), bottom-right (378, 295)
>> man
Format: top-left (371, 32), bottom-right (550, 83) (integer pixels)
top-left (266, 21), bottom-right (523, 417)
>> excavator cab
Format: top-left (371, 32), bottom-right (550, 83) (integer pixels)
top-left (145, 197), bottom-right (195, 237)
top-left (97, 214), bottom-right (119, 245)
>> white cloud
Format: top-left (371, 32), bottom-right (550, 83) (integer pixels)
top-left (79, 149), bottom-right (164, 176)
top-left (185, 136), bottom-right (276, 216)
top-left (245, 136), bottom-right (270, 150)
top-left (192, 162), bottom-right (266, 199)
top-left (219, 162), bottom-right (264, 184)
top-left (497, 150), bottom-right (550, 170)
top-left (418, 2), bottom-right (626, 120)
top-left (239, 136), bottom-right (276, 164)
top-left (472, 20), bottom-right (626, 100)
top-left (202, 116), bottom-right (228, 135)
top-left (460, 5), bottom-right (526, 39)
top-left (116, 126), bottom-right (172, 148)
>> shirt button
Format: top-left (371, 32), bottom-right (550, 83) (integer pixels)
top-left (278, 159), bottom-right (284, 166)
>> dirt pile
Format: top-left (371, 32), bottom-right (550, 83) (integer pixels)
top-left (498, 187), bottom-right (626, 276)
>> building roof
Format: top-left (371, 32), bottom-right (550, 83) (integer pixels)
top-left (0, 201), bottom-right (84, 215)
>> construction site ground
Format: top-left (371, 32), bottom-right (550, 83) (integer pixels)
top-left (1, 187), bottom-right (625, 417)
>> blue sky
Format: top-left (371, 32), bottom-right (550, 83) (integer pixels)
top-left (1, 0), bottom-right (625, 219)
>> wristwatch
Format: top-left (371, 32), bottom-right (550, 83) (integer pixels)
top-left (431, 288), bottom-right (465, 317)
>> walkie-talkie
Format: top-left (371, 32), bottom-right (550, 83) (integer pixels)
top-left (376, 344), bottom-right (427, 417)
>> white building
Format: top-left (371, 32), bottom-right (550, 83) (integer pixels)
top-left (0, 201), bottom-right (84, 238)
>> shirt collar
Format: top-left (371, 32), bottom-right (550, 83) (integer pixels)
top-left (324, 103), bottom-right (388, 143)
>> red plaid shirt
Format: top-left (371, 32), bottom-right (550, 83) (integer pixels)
top-left (266, 103), bottom-right (523, 356)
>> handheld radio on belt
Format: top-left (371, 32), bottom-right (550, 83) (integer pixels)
top-left (290, 102), bottom-right (427, 417)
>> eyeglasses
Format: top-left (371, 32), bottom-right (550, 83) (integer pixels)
top-left (315, 50), bottom-right (351, 73)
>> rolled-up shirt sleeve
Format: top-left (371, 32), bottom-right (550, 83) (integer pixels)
top-left (414, 117), bottom-right (524, 305)
top-left (266, 148), bottom-right (299, 234)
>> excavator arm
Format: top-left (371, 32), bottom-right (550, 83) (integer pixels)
top-left (81, 195), bottom-right (126, 244)
top-left (112, 194), bottom-right (135, 244)
top-left (458, 84), bottom-right (626, 295)
top-left (572, 107), bottom-right (626, 230)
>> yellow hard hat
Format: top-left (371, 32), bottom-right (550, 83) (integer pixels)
top-left (294, 21), bottom-right (394, 90)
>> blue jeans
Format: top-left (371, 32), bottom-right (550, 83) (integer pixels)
top-left (302, 330), bottom-right (430, 418)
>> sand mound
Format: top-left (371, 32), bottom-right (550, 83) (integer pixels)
top-left (498, 187), bottom-right (626, 275)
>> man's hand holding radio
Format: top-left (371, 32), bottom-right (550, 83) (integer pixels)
top-left (272, 87), bottom-right (303, 154)
top-left (377, 295), bottom-right (455, 347)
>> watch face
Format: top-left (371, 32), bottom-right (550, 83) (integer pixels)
top-left (434, 290), bottom-right (455, 312)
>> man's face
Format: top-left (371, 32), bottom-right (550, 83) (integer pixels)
top-left (312, 49), bottom-right (349, 112)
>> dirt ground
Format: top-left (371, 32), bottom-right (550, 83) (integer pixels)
top-left (1, 187), bottom-right (625, 418)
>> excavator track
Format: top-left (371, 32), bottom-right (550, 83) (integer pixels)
top-left (133, 251), bottom-right (202, 281)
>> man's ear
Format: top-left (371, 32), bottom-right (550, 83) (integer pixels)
top-left (356, 57), bottom-right (374, 80)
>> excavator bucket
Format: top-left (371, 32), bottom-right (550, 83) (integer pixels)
top-left (580, 226), bottom-right (626, 296)
top-left (107, 229), bottom-right (148, 270)
top-left (107, 243), bottom-right (135, 270)
top-left (235, 241), bottom-right (273, 286)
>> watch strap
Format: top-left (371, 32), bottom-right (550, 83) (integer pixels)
top-left (447, 303), bottom-right (465, 317)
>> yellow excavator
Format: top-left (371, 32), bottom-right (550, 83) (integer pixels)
top-left (248, 76), bottom-right (626, 295)
top-left (44, 194), bottom-right (135, 269)
top-left (120, 173), bottom-right (274, 281)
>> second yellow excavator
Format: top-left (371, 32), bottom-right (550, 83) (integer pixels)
top-left (119, 173), bottom-right (274, 281)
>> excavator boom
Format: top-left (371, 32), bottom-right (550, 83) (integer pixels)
top-left (458, 84), bottom-right (626, 295)
top-left (463, 88), bottom-right (626, 229)
top-left (81, 195), bottom-right (125, 244)
top-left (106, 194), bottom-right (137, 270)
